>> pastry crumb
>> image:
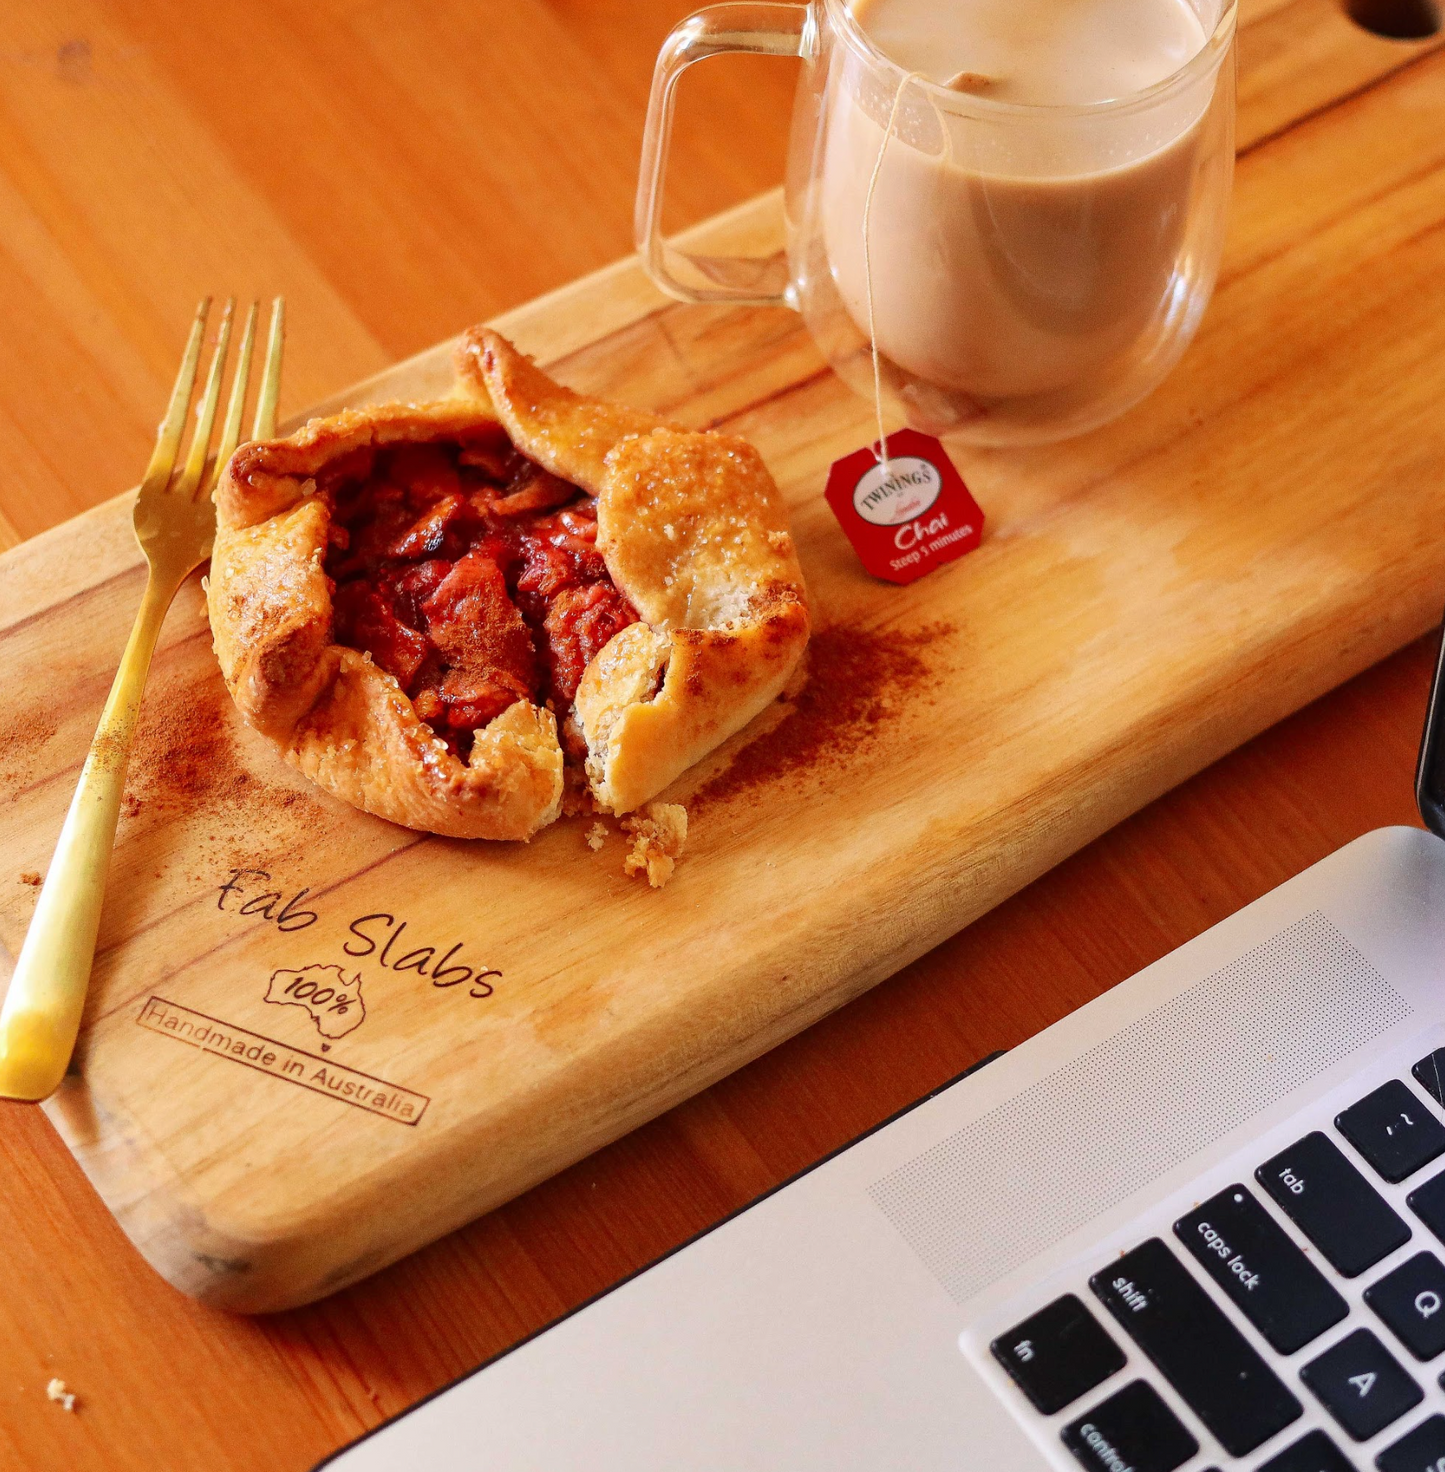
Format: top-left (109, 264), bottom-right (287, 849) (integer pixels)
top-left (46, 1378), bottom-right (77, 1412)
top-left (621, 802), bottom-right (687, 889)
top-left (585, 821), bottom-right (608, 851)
top-left (19, 871), bottom-right (41, 888)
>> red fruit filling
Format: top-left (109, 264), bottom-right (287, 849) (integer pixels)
top-left (322, 431), bottom-right (638, 761)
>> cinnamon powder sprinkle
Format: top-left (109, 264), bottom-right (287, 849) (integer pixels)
top-left (131, 695), bottom-right (233, 807)
top-left (18, 871), bottom-right (41, 888)
top-left (0, 711), bottom-right (58, 795)
top-left (123, 676), bottom-right (312, 862)
top-left (690, 620), bottom-right (953, 811)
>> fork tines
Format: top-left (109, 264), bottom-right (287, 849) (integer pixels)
top-left (142, 296), bottom-right (286, 502)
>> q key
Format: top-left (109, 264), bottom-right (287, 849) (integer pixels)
top-left (1365, 1253), bottom-right (1445, 1361)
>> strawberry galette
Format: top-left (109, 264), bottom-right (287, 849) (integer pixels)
top-left (206, 328), bottom-right (810, 840)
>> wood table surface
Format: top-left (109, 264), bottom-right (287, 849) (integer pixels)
top-left (0, 0), bottom-right (1439, 1467)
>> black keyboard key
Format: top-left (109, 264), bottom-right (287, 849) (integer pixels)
top-left (1377, 1414), bottom-right (1445, 1472)
top-left (1407, 1172), bottom-right (1445, 1248)
top-left (1089, 1238), bottom-right (1301, 1456)
top-left (1175, 1184), bottom-right (1348, 1353)
top-left (1060, 1381), bottom-right (1198, 1472)
top-left (1365, 1253), bottom-right (1445, 1360)
top-left (1338, 1082), bottom-right (1445, 1184)
top-left (1301, 1329), bottom-right (1423, 1442)
top-left (1259, 1429), bottom-right (1356, 1472)
top-left (990, 1294), bottom-right (1126, 1414)
top-left (1412, 1050), bottom-right (1445, 1108)
top-left (1258, 1132), bottom-right (1411, 1277)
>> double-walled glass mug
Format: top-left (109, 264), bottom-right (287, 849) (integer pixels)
top-left (637, 0), bottom-right (1237, 445)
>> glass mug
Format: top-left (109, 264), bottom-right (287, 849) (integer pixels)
top-left (637, 0), bottom-right (1237, 445)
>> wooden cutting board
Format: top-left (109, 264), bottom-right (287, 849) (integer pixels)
top-left (3, 4), bottom-right (1445, 1314)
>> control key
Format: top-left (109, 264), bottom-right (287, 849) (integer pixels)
top-left (1061, 1381), bottom-right (1197, 1472)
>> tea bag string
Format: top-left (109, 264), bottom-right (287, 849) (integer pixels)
top-left (862, 69), bottom-right (923, 477)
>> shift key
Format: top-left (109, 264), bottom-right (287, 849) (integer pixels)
top-left (1175, 1185), bottom-right (1347, 1353)
top-left (1090, 1238), bottom-right (1301, 1457)
top-left (1257, 1132), bottom-right (1411, 1277)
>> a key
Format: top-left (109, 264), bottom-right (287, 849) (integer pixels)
top-left (1412, 1050), bottom-right (1445, 1109)
top-left (1300, 1328), bottom-right (1423, 1442)
top-left (1060, 1381), bottom-right (1198, 1472)
top-left (1338, 1081), bottom-right (1445, 1183)
top-left (1174, 1185), bottom-right (1347, 1353)
top-left (1365, 1253), bottom-right (1445, 1361)
top-left (990, 1294), bottom-right (1126, 1414)
top-left (1406, 1172), bottom-right (1445, 1249)
top-left (1089, 1238), bottom-right (1301, 1456)
top-left (1258, 1132), bottom-right (1412, 1276)
top-left (1376, 1413), bottom-right (1445, 1472)
top-left (1257, 1429), bottom-right (1356, 1472)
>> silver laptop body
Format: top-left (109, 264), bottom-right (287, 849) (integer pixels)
top-left (320, 634), bottom-right (1445, 1472)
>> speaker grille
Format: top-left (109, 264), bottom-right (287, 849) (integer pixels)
top-left (869, 912), bottom-right (1411, 1304)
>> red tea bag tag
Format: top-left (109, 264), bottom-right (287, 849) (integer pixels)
top-left (824, 429), bottom-right (984, 585)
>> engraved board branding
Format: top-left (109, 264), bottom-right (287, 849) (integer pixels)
top-left (134, 866), bottom-right (505, 1119)
top-left (137, 996), bottom-right (430, 1125)
top-left (217, 868), bottom-right (501, 1001)
top-left (265, 964), bottom-right (366, 1039)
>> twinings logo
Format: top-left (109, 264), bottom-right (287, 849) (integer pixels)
top-left (851, 455), bottom-right (943, 527)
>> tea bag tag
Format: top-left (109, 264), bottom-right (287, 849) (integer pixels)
top-left (831, 70), bottom-right (984, 582)
top-left (824, 429), bottom-right (984, 585)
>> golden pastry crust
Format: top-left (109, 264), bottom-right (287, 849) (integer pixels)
top-left (209, 399), bottom-right (565, 840)
top-left (576, 428), bottom-right (811, 814)
top-left (207, 328), bottom-right (810, 838)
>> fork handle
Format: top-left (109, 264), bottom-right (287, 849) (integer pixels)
top-left (0, 570), bottom-right (178, 1101)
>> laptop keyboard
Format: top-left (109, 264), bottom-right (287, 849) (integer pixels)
top-left (987, 1047), bottom-right (1445, 1472)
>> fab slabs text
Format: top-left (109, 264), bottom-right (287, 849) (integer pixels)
top-left (216, 867), bottom-right (502, 1003)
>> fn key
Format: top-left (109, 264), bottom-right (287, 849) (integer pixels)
top-left (991, 1295), bottom-right (1126, 1414)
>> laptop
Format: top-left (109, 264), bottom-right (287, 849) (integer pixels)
top-left (320, 623), bottom-right (1445, 1472)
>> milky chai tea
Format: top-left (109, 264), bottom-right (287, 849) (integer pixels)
top-left (637, 0), bottom-right (1236, 444)
top-left (796, 0), bottom-right (1234, 441)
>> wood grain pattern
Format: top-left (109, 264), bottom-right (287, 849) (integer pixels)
top-left (4, 0), bottom-right (1445, 1321)
top-left (0, 0), bottom-right (795, 552)
top-left (0, 0), bottom-right (1442, 1466)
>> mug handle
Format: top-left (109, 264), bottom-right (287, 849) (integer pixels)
top-left (635, 3), bottom-right (813, 307)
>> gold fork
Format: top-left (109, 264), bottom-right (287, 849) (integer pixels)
top-left (0, 296), bottom-right (285, 1102)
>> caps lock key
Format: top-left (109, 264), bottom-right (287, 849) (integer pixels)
top-left (1175, 1185), bottom-right (1347, 1353)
